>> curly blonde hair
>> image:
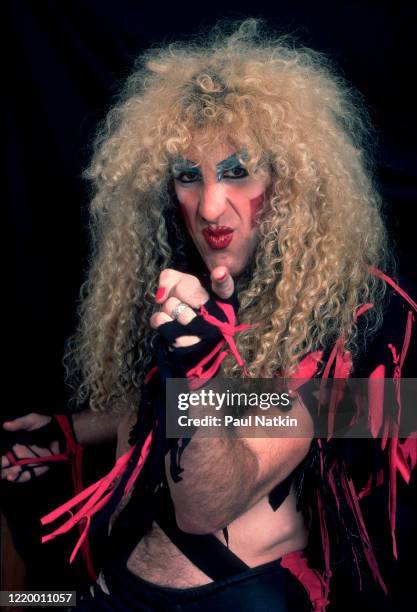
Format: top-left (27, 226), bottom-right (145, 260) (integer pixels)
top-left (64, 19), bottom-right (390, 412)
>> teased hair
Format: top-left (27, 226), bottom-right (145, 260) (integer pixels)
top-left (64, 19), bottom-right (390, 411)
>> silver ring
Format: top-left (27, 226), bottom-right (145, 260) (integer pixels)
top-left (171, 302), bottom-right (189, 321)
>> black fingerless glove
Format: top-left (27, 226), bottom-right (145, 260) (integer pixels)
top-left (157, 291), bottom-right (244, 384)
top-left (1, 415), bottom-right (79, 464)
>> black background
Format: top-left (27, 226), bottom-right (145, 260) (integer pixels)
top-left (3, 2), bottom-right (417, 607)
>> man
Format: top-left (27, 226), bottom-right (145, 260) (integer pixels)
top-left (2, 19), bottom-right (416, 611)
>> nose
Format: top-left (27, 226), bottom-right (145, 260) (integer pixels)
top-left (198, 183), bottom-right (228, 223)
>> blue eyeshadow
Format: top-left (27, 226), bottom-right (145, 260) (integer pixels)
top-left (215, 151), bottom-right (248, 181)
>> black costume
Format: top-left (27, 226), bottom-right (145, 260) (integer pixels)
top-left (6, 270), bottom-right (416, 611)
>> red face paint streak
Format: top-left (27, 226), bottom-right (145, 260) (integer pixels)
top-left (250, 193), bottom-right (265, 228)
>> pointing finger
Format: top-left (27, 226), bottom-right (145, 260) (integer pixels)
top-left (211, 267), bottom-right (234, 300)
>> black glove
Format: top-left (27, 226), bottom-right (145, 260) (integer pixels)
top-left (157, 292), bottom-right (240, 378)
top-left (1, 415), bottom-right (77, 482)
top-left (0, 417), bottom-right (70, 457)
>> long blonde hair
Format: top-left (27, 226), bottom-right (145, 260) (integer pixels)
top-left (64, 19), bottom-right (390, 412)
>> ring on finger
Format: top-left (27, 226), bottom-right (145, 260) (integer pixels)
top-left (171, 302), bottom-right (189, 321)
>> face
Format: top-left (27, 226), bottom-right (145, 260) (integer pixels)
top-left (172, 143), bottom-right (271, 277)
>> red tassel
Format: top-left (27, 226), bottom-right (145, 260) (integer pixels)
top-left (339, 469), bottom-right (388, 593)
top-left (186, 301), bottom-right (256, 388)
top-left (41, 431), bottom-right (153, 568)
top-left (7, 415), bottom-right (95, 579)
top-left (317, 440), bottom-right (332, 604)
top-left (281, 550), bottom-right (329, 611)
top-left (368, 267), bottom-right (417, 312)
top-left (368, 365), bottom-right (385, 438)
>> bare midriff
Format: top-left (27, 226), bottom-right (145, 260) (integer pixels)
top-left (122, 489), bottom-right (307, 588)
top-left (112, 412), bottom-right (308, 589)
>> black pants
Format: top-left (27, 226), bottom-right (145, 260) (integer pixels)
top-left (73, 557), bottom-right (312, 611)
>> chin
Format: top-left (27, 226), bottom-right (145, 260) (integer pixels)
top-left (204, 253), bottom-right (248, 277)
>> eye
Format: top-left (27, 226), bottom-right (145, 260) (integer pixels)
top-left (174, 171), bottom-right (202, 184)
top-left (222, 166), bottom-right (249, 179)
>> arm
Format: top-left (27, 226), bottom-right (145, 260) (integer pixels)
top-left (1, 408), bottom-right (127, 482)
top-left (152, 265), bottom-right (313, 533)
top-left (2, 408), bottom-right (125, 446)
top-left (72, 408), bottom-right (125, 446)
top-left (166, 396), bottom-right (313, 534)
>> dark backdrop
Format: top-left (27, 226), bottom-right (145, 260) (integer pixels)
top-left (5, 0), bottom-right (417, 418)
top-left (3, 1), bottom-right (417, 607)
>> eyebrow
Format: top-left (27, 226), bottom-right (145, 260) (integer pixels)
top-left (171, 158), bottom-right (201, 175)
top-left (216, 151), bottom-right (248, 181)
top-left (172, 150), bottom-right (248, 179)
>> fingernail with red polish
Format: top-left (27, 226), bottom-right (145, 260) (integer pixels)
top-left (155, 287), bottom-right (166, 301)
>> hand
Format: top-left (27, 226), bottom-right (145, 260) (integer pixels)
top-left (1, 413), bottom-right (59, 483)
top-left (150, 266), bottom-right (235, 348)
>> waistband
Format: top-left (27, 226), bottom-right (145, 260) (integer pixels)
top-left (102, 555), bottom-right (312, 610)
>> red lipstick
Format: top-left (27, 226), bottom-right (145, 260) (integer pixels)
top-left (202, 226), bottom-right (234, 249)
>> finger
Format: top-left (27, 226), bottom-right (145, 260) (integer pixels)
top-left (173, 280), bottom-right (209, 309)
top-left (4, 465), bottom-right (21, 481)
top-left (33, 466), bottom-right (49, 478)
top-left (211, 266), bottom-right (234, 300)
top-left (15, 470), bottom-right (30, 483)
top-left (155, 269), bottom-right (183, 304)
top-left (156, 269), bottom-right (210, 309)
top-left (3, 414), bottom-right (38, 431)
top-left (4, 443), bottom-right (51, 462)
top-left (162, 297), bottom-right (197, 325)
top-left (1, 455), bottom-right (11, 468)
top-left (35, 466), bottom-right (48, 476)
top-left (1, 445), bottom-right (35, 477)
top-left (151, 308), bottom-right (199, 346)
top-left (150, 311), bottom-right (173, 329)
top-left (0, 467), bottom-right (10, 480)
top-left (12, 444), bottom-right (37, 459)
top-left (1, 439), bottom-right (56, 481)
top-left (29, 444), bottom-right (56, 458)
top-left (50, 440), bottom-right (60, 454)
top-left (3, 413), bottom-right (50, 432)
top-left (9, 465), bottom-right (49, 484)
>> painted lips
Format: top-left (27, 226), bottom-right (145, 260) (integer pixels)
top-left (202, 227), bottom-right (234, 249)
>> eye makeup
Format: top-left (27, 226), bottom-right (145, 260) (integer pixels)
top-left (172, 150), bottom-right (250, 183)
top-left (215, 151), bottom-right (249, 182)
top-left (172, 158), bottom-right (202, 181)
